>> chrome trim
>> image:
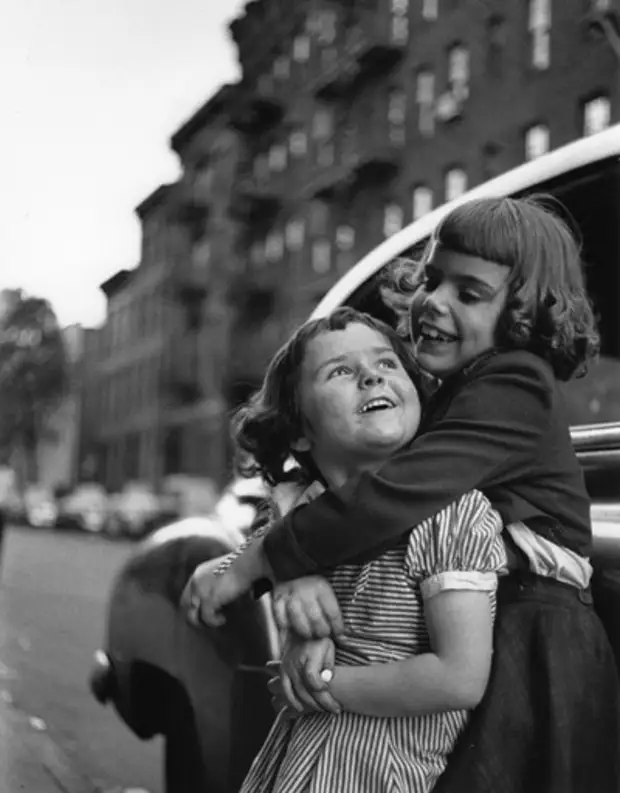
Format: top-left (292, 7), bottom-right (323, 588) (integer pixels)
top-left (571, 422), bottom-right (620, 451)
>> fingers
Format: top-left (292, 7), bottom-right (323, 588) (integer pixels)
top-left (272, 594), bottom-right (290, 634)
top-left (287, 598), bottom-right (324, 639)
top-left (318, 591), bottom-right (345, 636)
top-left (302, 639), bottom-right (335, 692)
top-left (302, 686), bottom-right (341, 715)
top-left (275, 672), bottom-right (306, 713)
top-left (181, 569), bottom-right (227, 629)
top-left (272, 579), bottom-right (344, 640)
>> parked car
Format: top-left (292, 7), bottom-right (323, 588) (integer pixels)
top-left (90, 127), bottom-right (620, 793)
top-left (23, 484), bottom-right (59, 529)
top-left (105, 482), bottom-right (180, 540)
top-left (56, 483), bottom-right (110, 533)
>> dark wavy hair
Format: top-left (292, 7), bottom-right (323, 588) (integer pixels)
top-left (233, 307), bottom-right (426, 486)
top-left (384, 195), bottom-right (600, 381)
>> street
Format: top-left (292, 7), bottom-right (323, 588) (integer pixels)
top-left (0, 524), bottom-right (163, 793)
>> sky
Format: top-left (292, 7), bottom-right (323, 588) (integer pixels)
top-left (1, 0), bottom-right (246, 328)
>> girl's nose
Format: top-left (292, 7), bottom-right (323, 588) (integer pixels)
top-left (360, 370), bottom-right (384, 388)
top-left (424, 286), bottom-right (450, 315)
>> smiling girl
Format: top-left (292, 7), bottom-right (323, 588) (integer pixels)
top-left (188, 196), bottom-right (620, 791)
top-left (233, 308), bottom-right (507, 793)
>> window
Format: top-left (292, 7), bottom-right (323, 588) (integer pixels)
top-left (388, 89), bottom-right (407, 146)
top-left (445, 168), bottom-right (467, 201)
top-left (265, 232), bottom-right (284, 262)
top-left (412, 186), bottom-right (433, 220)
top-left (250, 241), bottom-right (265, 267)
top-left (257, 74), bottom-right (274, 95)
top-left (193, 239), bottom-right (211, 269)
top-left (312, 240), bottom-right (332, 273)
top-left (336, 225), bottom-right (355, 251)
top-left (528, 0), bottom-right (551, 70)
top-left (391, 15), bottom-right (409, 44)
top-left (317, 142), bottom-right (335, 167)
top-left (193, 166), bottom-right (214, 201)
top-left (487, 15), bottom-right (505, 75)
top-left (583, 96), bottom-right (611, 136)
top-left (422, 0), bottom-right (438, 20)
top-left (317, 10), bottom-right (337, 44)
top-left (293, 35), bottom-right (311, 63)
top-left (309, 201), bottom-right (329, 234)
top-left (253, 154), bottom-right (269, 181)
top-left (388, 89), bottom-right (407, 124)
top-left (312, 109), bottom-right (333, 140)
top-left (524, 124), bottom-right (550, 160)
top-left (273, 55), bottom-right (290, 80)
top-left (448, 45), bottom-right (470, 100)
top-left (416, 71), bottom-right (435, 137)
top-left (384, 204), bottom-right (404, 237)
top-left (391, 0), bottom-right (409, 44)
top-left (285, 219), bottom-right (305, 251)
top-left (268, 144), bottom-right (288, 172)
top-left (289, 130), bottom-right (308, 157)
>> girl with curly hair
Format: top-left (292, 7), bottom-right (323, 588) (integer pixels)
top-left (234, 307), bottom-right (507, 793)
top-left (187, 196), bottom-right (620, 791)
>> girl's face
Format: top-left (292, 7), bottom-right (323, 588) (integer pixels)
top-left (293, 322), bottom-right (421, 487)
top-left (409, 246), bottom-right (510, 378)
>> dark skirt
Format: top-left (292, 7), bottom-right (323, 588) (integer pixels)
top-left (433, 571), bottom-right (620, 793)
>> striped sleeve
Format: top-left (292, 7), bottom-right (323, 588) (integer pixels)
top-left (405, 490), bottom-right (508, 601)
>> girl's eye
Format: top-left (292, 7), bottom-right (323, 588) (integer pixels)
top-left (459, 290), bottom-right (482, 304)
top-left (328, 365), bottom-right (351, 379)
top-left (378, 357), bottom-right (399, 369)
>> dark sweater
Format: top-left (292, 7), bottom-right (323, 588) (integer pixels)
top-left (262, 349), bottom-right (592, 581)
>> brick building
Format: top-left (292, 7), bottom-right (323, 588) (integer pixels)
top-left (84, 88), bottom-right (249, 491)
top-left (83, 0), bottom-right (620, 490)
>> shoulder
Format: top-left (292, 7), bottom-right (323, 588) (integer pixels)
top-left (458, 350), bottom-right (555, 411)
top-left (406, 490), bottom-right (505, 577)
top-left (434, 490), bottom-right (501, 534)
top-left (474, 350), bottom-right (555, 388)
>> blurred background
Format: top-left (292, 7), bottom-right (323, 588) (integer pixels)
top-left (1, 1), bottom-right (620, 791)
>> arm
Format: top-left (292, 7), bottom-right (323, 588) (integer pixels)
top-left (329, 588), bottom-right (493, 717)
top-left (264, 351), bottom-right (553, 580)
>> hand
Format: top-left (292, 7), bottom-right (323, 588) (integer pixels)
top-left (267, 671), bottom-right (302, 720)
top-left (272, 577), bottom-right (344, 639)
top-left (182, 557), bottom-right (249, 628)
top-left (272, 636), bottom-right (340, 715)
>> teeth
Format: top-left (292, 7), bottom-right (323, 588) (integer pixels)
top-left (361, 398), bottom-right (394, 413)
top-left (422, 326), bottom-right (455, 342)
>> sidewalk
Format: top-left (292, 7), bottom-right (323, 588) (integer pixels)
top-left (0, 692), bottom-right (99, 793)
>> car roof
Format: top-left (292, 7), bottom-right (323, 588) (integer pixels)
top-left (312, 123), bottom-right (620, 319)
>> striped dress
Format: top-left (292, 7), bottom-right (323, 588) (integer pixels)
top-left (240, 489), bottom-right (507, 793)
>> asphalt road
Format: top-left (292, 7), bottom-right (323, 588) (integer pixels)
top-left (0, 524), bottom-right (163, 793)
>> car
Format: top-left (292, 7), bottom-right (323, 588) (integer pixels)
top-left (56, 483), bottom-right (110, 533)
top-left (90, 125), bottom-right (620, 793)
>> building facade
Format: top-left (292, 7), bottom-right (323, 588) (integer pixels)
top-left (86, 89), bottom-right (249, 491)
top-left (83, 0), bottom-right (620, 490)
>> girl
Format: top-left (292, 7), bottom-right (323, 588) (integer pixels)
top-left (233, 307), bottom-right (507, 793)
top-left (188, 196), bottom-right (620, 791)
